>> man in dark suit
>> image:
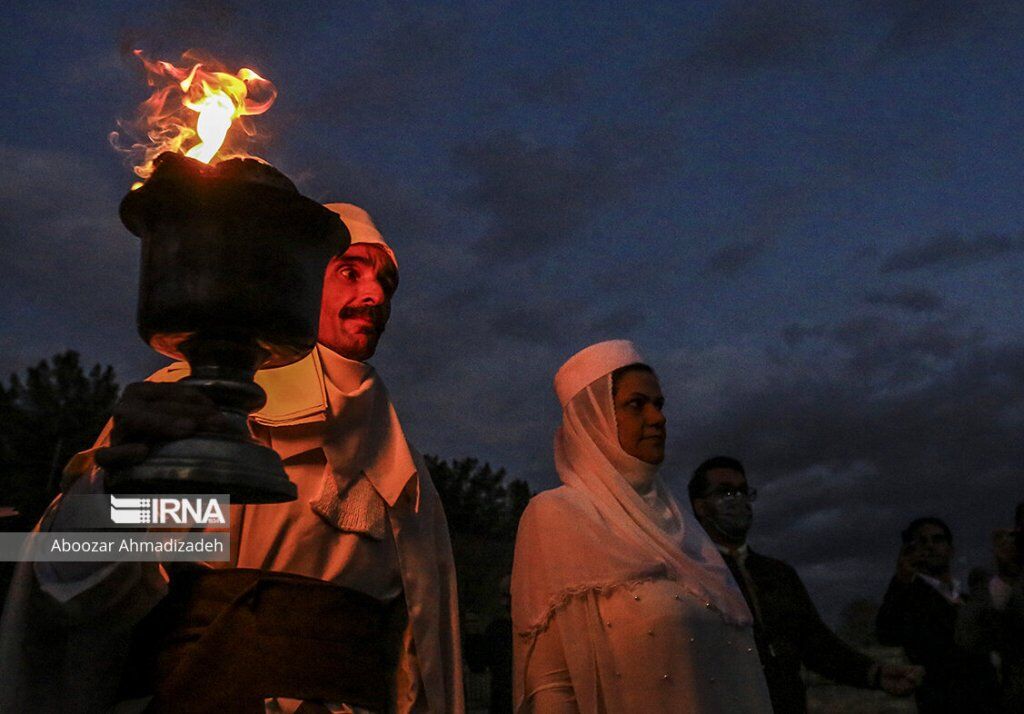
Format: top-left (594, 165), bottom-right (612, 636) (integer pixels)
top-left (689, 456), bottom-right (921, 713)
top-left (877, 516), bottom-right (1000, 713)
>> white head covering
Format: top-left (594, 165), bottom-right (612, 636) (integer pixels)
top-left (323, 202), bottom-right (398, 270)
top-left (554, 339), bottom-right (644, 407)
top-left (513, 340), bottom-right (751, 640)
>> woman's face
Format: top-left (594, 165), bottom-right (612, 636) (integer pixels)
top-left (613, 369), bottom-right (667, 464)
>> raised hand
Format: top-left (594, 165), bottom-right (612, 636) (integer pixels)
top-left (879, 663), bottom-right (925, 696)
top-left (94, 382), bottom-right (228, 470)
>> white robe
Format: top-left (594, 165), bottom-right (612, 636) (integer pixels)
top-left (0, 347), bottom-right (464, 714)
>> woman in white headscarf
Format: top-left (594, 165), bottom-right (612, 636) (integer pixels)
top-left (511, 340), bottom-right (771, 713)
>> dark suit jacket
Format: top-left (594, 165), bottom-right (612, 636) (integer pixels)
top-left (876, 575), bottom-right (999, 713)
top-left (723, 549), bottom-right (873, 714)
top-left (957, 578), bottom-right (1024, 713)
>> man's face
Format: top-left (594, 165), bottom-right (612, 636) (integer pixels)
top-left (908, 523), bottom-right (953, 576)
top-left (693, 468), bottom-right (754, 546)
top-left (612, 370), bottom-right (667, 464)
top-left (317, 244), bottom-right (396, 361)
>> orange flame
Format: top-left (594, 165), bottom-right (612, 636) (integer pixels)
top-left (112, 50), bottom-right (277, 181)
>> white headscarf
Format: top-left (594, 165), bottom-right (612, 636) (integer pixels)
top-left (513, 340), bottom-right (752, 637)
top-left (323, 202), bottom-right (398, 269)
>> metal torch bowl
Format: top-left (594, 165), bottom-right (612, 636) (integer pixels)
top-left (108, 153), bottom-right (348, 503)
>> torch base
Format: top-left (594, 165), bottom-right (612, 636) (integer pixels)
top-left (106, 434), bottom-right (297, 504)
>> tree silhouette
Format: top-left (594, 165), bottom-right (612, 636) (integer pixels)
top-left (425, 455), bottom-right (532, 617)
top-left (425, 455), bottom-right (531, 541)
top-left (0, 351), bottom-right (119, 525)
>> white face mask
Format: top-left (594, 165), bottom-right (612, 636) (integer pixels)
top-left (707, 502), bottom-right (753, 542)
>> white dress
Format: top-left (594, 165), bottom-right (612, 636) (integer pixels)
top-left (512, 344), bottom-right (772, 713)
top-left (526, 578), bottom-right (769, 712)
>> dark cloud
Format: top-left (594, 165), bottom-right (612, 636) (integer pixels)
top-left (704, 185), bottom-right (806, 275)
top-left (865, 286), bottom-right (944, 313)
top-left (664, 312), bottom-right (1022, 622)
top-left (0, 144), bottom-right (157, 380)
top-left (487, 299), bottom-right (646, 348)
top-left (452, 130), bottom-right (638, 261)
top-left (646, 0), bottom-right (839, 100)
top-left (781, 312), bottom-right (982, 390)
top-left (648, 0), bottom-right (1024, 109)
top-left (881, 232), bottom-right (1024, 273)
top-left (684, 0), bottom-right (835, 72)
top-left (707, 240), bottom-right (766, 275)
top-left (871, 0), bottom-right (1024, 60)
top-left (372, 301), bottom-right (566, 488)
top-left (781, 322), bottom-right (827, 348)
top-left (832, 314), bottom-right (981, 385)
top-left (116, 0), bottom-right (282, 66)
top-left (282, 152), bottom-right (449, 256)
top-left (509, 66), bottom-right (585, 105)
top-left (488, 307), bottom-right (566, 346)
top-left (314, 8), bottom-right (470, 128)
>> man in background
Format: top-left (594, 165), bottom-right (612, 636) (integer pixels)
top-left (877, 516), bottom-right (999, 712)
top-left (956, 502), bottom-right (1024, 712)
top-left (689, 456), bottom-right (921, 714)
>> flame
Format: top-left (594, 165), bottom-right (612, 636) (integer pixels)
top-left (111, 50), bottom-right (277, 180)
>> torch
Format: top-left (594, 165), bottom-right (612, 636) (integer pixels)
top-left (106, 52), bottom-right (344, 503)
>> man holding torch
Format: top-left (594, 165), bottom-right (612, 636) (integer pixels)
top-left (0, 204), bottom-right (464, 713)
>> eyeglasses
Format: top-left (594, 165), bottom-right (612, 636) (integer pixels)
top-left (705, 487), bottom-right (757, 503)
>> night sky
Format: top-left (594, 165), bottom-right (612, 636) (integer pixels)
top-left (3, 0), bottom-right (1024, 625)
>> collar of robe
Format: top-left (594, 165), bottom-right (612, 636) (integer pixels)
top-left (253, 346), bottom-right (418, 511)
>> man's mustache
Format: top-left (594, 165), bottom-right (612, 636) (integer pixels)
top-left (339, 305), bottom-right (388, 332)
